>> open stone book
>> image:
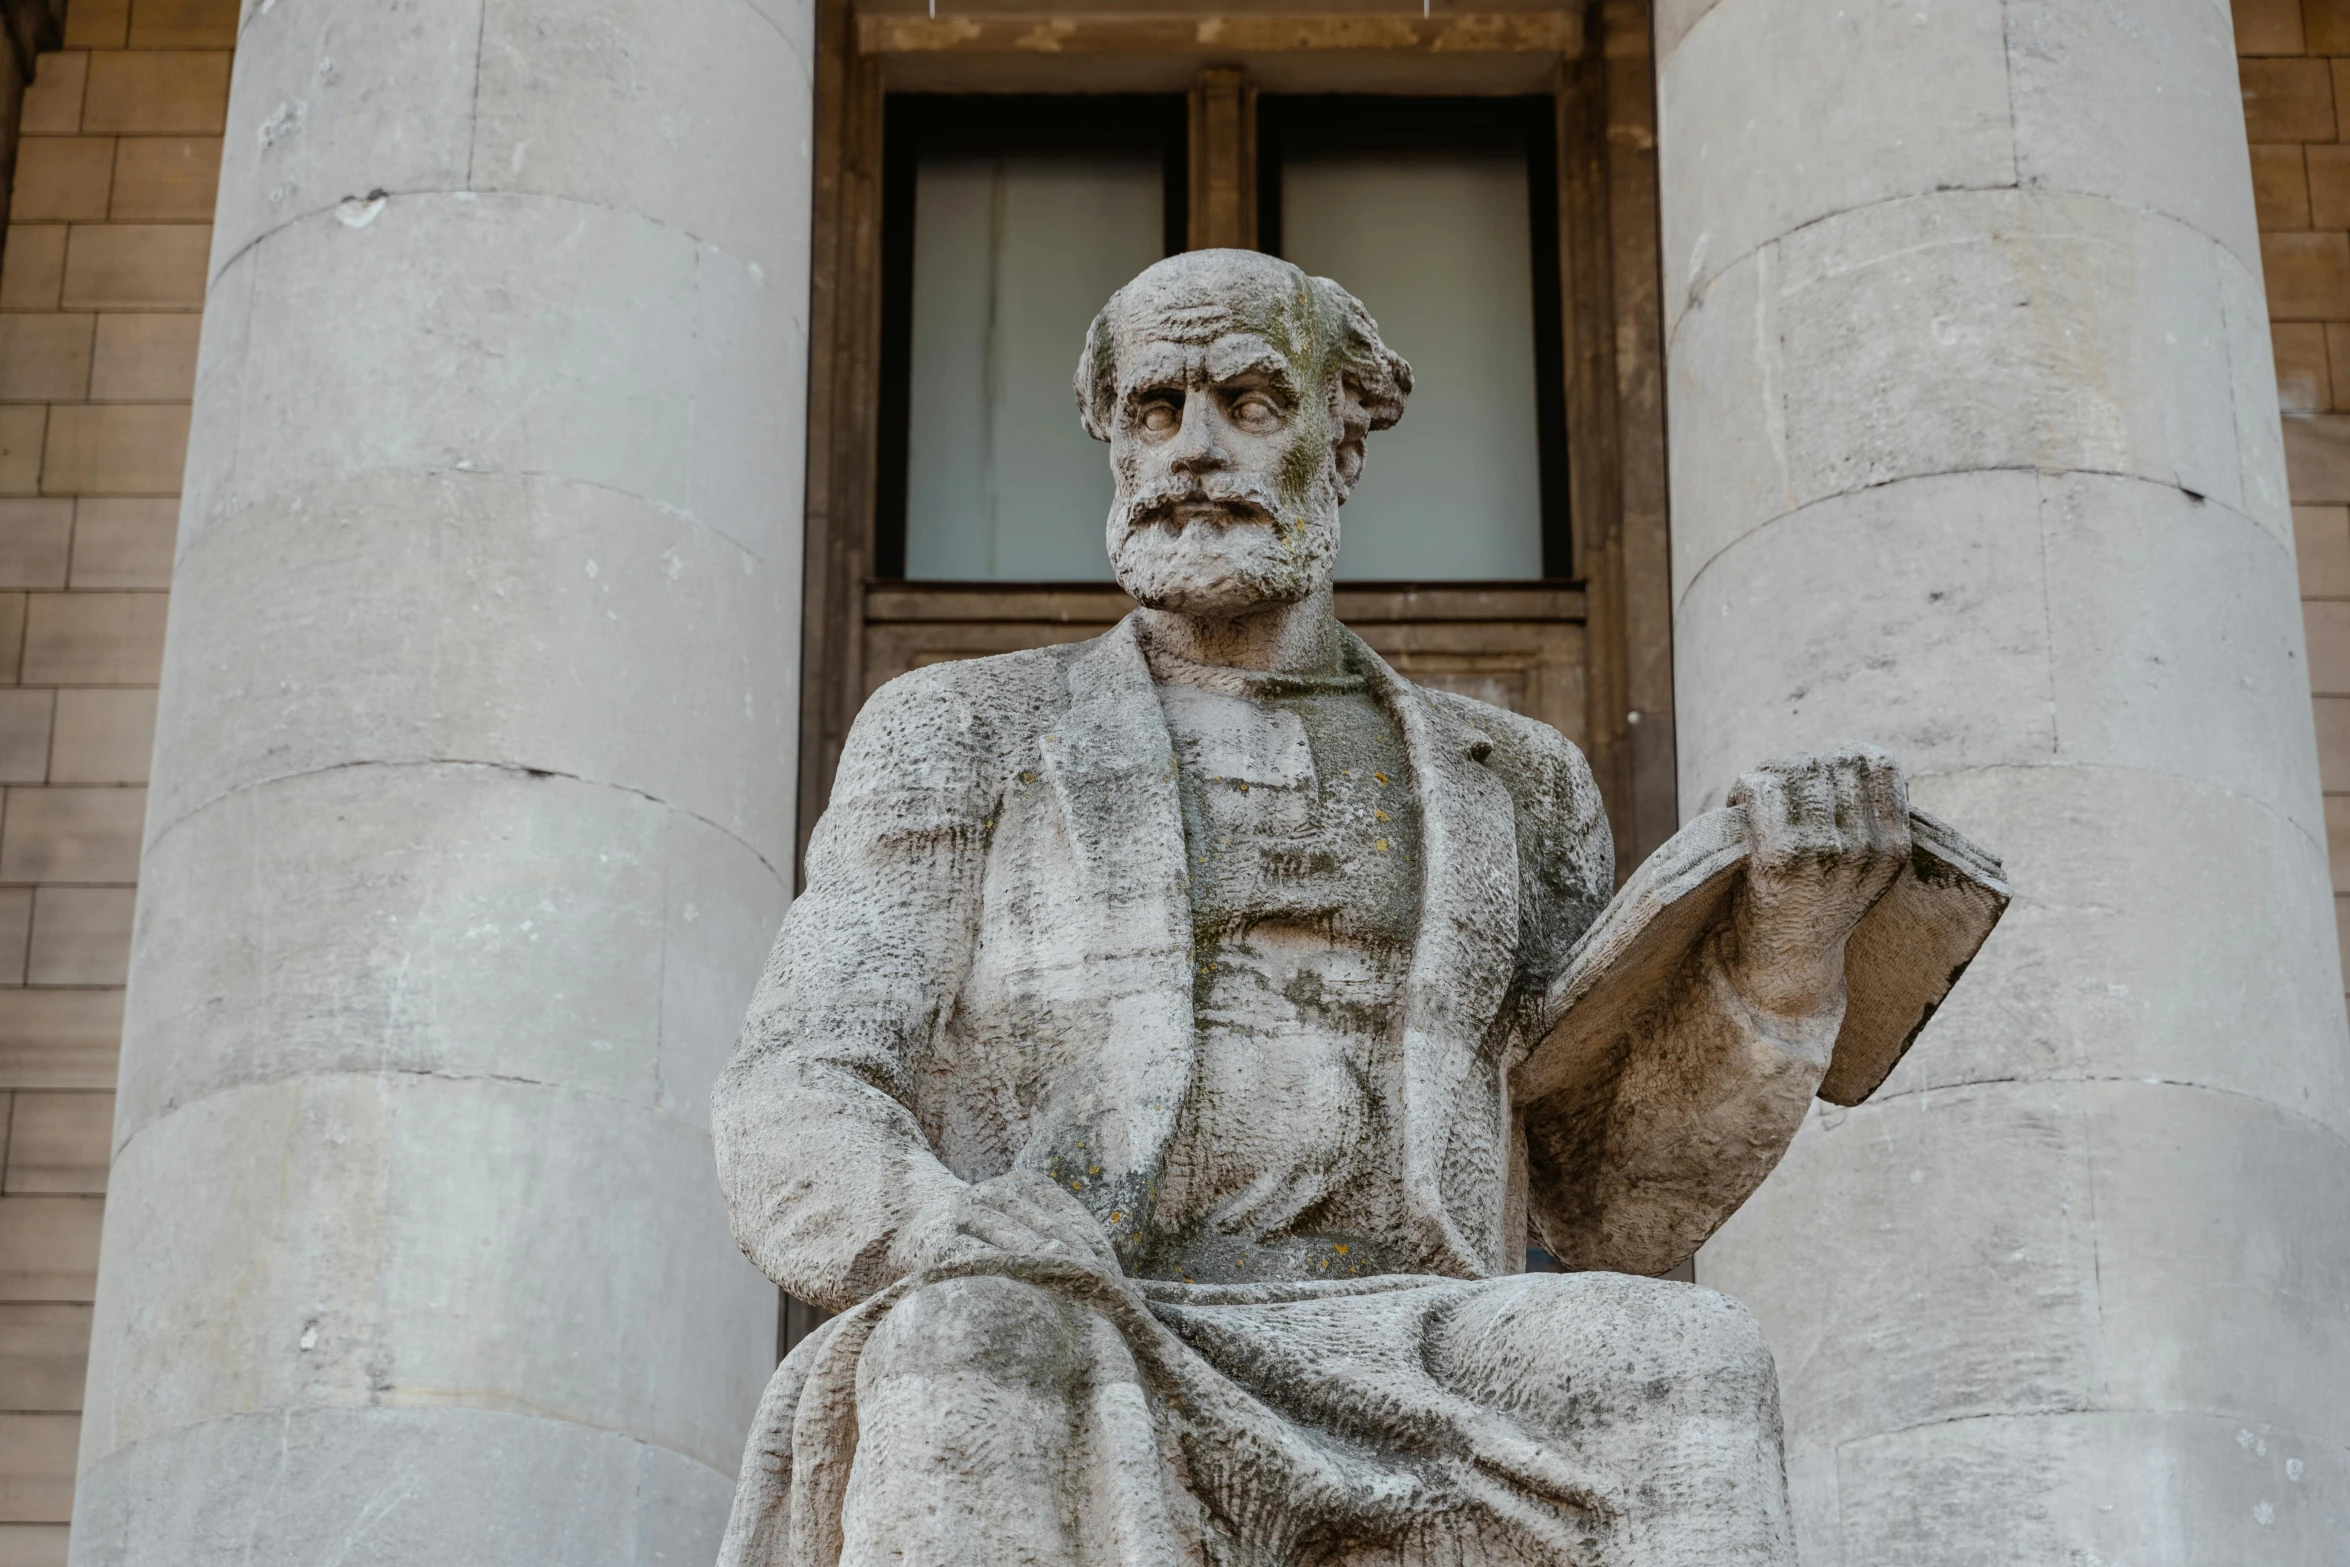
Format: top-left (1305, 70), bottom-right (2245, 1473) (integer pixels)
top-left (1518, 807), bottom-right (2011, 1112)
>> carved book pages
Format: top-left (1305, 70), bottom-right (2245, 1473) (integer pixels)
top-left (1514, 807), bottom-right (2010, 1112)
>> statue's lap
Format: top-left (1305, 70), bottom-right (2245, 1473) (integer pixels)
top-left (860, 1266), bottom-right (1777, 1431)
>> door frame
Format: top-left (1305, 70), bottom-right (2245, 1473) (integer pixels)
top-left (794, 1), bottom-right (1675, 883)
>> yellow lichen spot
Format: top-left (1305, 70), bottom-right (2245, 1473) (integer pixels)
top-left (1374, 808), bottom-right (1389, 822)
top-left (1236, 779), bottom-right (1249, 793)
top-left (1071, 1179), bottom-right (1086, 1190)
top-left (1022, 772), bottom-right (1035, 783)
top-left (1373, 771), bottom-right (1389, 786)
top-left (1374, 838), bottom-right (1390, 853)
top-left (1088, 1166), bottom-right (1101, 1176)
top-left (1109, 1211), bottom-right (1123, 1224)
top-left (1334, 1243), bottom-right (1349, 1254)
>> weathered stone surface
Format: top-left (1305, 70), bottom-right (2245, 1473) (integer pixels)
top-left (1889, 764), bottom-right (2350, 1129)
top-left (211, 0), bottom-right (817, 290)
top-left (1705, 1077), bottom-right (2350, 1552)
top-left (1829, 1411), bottom-right (2349, 1567)
top-left (711, 250), bottom-right (1998, 1567)
top-left (1670, 190), bottom-right (2287, 593)
top-left (147, 472), bottom-right (799, 867)
top-left (207, 0), bottom-right (483, 277)
top-left (2006, 0), bottom-right (2261, 273)
top-left (1679, 472), bottom-right (2317, 838)
top-left (1664, 2), bottom-right (2345, 1555)
top-left (82, 1074), bottom-right (771, 1473)
top-left (70, 1406), bottom-right (734, 1567)
top-left (78, 0), bottom-right (813, 1557)
top-left (182, 196), bottom-right (803, 568)
top-left (1657, 0), bottom-right (2015, 328)
top-left (119, 765), bottom-right (782, 1144)
top-left (474, 0), bottom-right (814, 283)
top-left (1676, 470), bottom-right (2058, 791)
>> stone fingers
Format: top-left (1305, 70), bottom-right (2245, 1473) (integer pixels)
top-left (1734, 756), bottom-right (1839, 876)
top-left (1735, 744), bottom-right (1910, 882)
top-left (970, 1173), bottom-right (1122, 1269)
top-left (951, 1198), bottom-right (1073, 1262)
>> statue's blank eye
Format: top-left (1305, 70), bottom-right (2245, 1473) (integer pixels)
top-left (1230, 395), bottom-right (1281, 432)
top-left (1138, 396), bottom-right (1182, 436)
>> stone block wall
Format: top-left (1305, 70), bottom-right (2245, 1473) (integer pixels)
top-left (0, 0), bottom-right (229, 1558)
top-left (2241, 0), bottom-right (2350, 1005)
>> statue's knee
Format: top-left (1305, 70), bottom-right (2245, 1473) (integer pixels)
top-left (861, 1275), bottom-right (1084, 1393)
top-left (1663, 1284), bottom-right (1776, 1394)
top-left (1437, 1273), bottom-right (1779, 1416)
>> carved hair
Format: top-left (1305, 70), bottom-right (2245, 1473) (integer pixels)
top-left (1073, 254), bottom-right (1413, 446)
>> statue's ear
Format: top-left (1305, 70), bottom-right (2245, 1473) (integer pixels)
top-left (1074, 309), bottom-right (1115, 442)
top-left (1331, 428), bottom-right (1368, 499)
top-left (1328, 378), bottom-right (1371, 500)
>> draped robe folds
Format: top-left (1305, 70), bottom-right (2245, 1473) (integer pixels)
top-left (711, 619), bottom-right (1834, 1567)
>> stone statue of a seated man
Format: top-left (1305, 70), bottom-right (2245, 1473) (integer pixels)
top-left (711, 250), bottom-right (1969, 1567)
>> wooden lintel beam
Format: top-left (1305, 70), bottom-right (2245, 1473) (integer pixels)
top-left (859, 12), bottom-right (1579, 56)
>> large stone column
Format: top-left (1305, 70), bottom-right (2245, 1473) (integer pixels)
top-left (70, 2), bottom-right (810, 1560)
top-left (1662, 1), bottom-right (2350, 1559)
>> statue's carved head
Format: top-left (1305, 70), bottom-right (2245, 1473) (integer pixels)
top-left (1075, 250), bottom-right (1412, 617)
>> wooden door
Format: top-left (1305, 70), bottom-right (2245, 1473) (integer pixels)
top-left (798, 1), bottom-right (1675, 883)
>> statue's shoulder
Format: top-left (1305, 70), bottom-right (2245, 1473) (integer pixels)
top-left (1414, 683), bottom-right (1611, 888)
top-left (1415, 684), bottom-right (1591, 782)
top-left (863, 638), bottom-right (1086, 718)
top-left (845, 636), bottom-right (1101, 763)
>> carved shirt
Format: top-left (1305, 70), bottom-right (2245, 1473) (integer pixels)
top-left (1144, 644), bottom-right (1425, 1283)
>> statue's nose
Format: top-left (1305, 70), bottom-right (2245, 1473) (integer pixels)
top-left (1164, 402), bottom-right (1228, 473)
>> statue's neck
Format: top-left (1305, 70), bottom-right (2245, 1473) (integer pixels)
top-left (1133, 582), bottom-right (1341, 677)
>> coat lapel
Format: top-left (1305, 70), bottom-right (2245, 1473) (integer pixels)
top-left (1348, 631), bottom-right (1523, 1276)
top-left (1036, 618), bottom-right (1194, 1255)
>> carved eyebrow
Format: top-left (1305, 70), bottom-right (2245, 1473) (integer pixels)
top-left (1117, 345), bottom-right (1193, 402)
top-left (1204, 337), bottom-right (1293, 390)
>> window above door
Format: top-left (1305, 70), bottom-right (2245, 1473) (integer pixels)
top-left (877, 94), bottom-right (1186, 582)
top-left (1260, 95), bottom-right (1569, 581)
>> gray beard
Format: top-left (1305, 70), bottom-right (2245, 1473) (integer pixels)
top-left (1110, 510), bottom-right (1339, 616)
top-left (1106, 476), bottom-right (1341, 616)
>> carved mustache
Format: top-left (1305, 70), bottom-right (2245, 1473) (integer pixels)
top-left (1116, 481), bottom-right (1282, 535)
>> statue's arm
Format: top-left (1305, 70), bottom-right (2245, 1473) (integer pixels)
top-left (710, 671), bottom-right (992, 1312)
top-left (1524, 929), bottom-right (1843, 1275)
top-left (1523, 747), bottom-right (1909, 1276)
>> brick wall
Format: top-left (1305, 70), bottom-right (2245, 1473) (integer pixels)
top-left (0, 0), bottom-right (227, 1556)
top-left (2241, 0), bottom-right (2350, 1007)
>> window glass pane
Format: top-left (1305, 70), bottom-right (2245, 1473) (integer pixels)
top-left (904, 157), bottom-right (1163, 581)
top-left (1280, 154), bottom-right (1544, 581)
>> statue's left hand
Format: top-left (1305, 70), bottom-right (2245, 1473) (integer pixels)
top-left (888, 1169), bottom-right (1123, 1282)
top-left (1724, 743), bottom-right (1910, 1027)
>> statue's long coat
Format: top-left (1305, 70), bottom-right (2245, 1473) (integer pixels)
top-left (717, 618), bottom-right (1612, 1299)
top-left (710, 617), bottom-right (1802, 1567)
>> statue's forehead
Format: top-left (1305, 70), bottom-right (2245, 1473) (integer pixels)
top-left (1122, 278), bottom-right (1311, 348)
